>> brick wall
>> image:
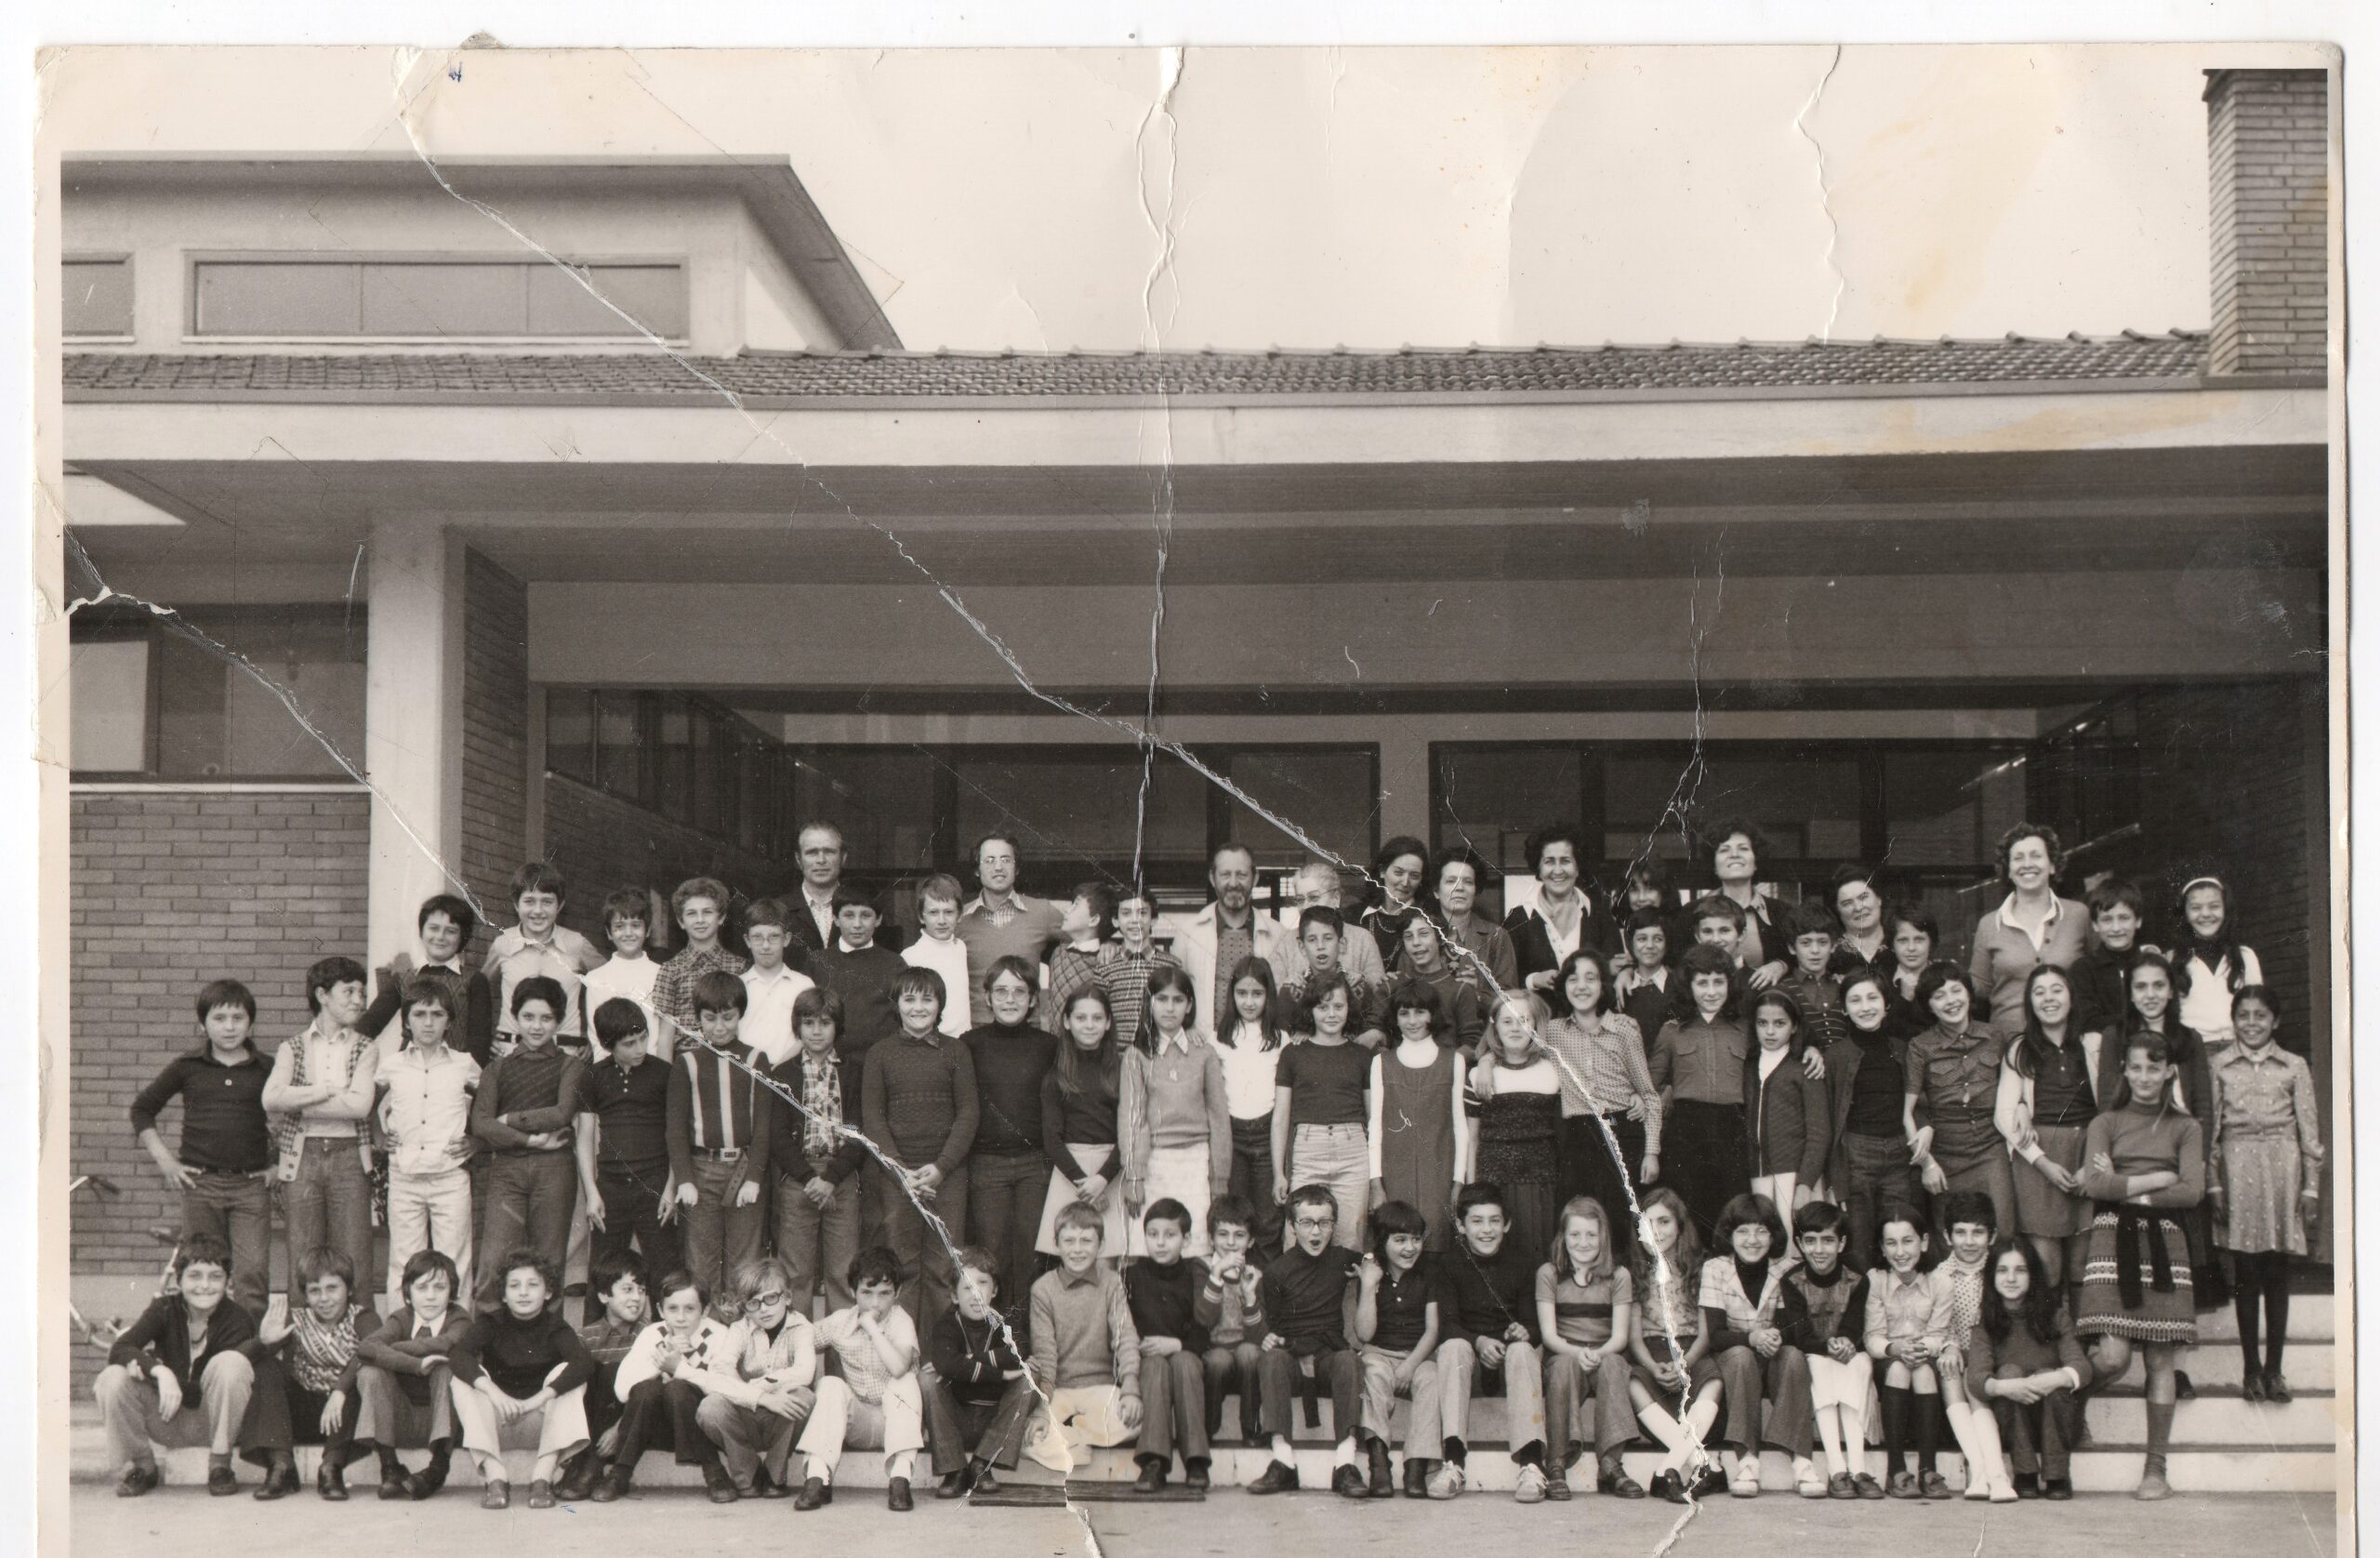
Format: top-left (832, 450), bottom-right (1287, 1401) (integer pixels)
top-left (68, 788), bottom-right (370, 1275)
top-left (542, 774), bottom-right (783, 945)
top-left (2206, 68), bottom-right (2328, 376)
top-left (460, 549), bottom-right (530, 915)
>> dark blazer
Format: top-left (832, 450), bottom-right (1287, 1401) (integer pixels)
top-left (1819, 1032), bottom-right (1911, 1192)
top-left (1747, 1041), bottom-right (1831, 1182)
top-left (1504, 899), bottom-right (1622, 987)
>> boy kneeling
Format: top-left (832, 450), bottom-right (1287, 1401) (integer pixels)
top-left (96, 1235), bottom-right (258, 1498)
top-left (1023, 1202), bottom-right (1144, 1475)
top-left (795, 1247), bottom-right (929, 1511)
top-left (1433, 1182), bottom-right (1552, 1502)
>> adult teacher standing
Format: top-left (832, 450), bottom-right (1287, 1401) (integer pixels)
top-left (1968, 823), bottom-right (2089, 1038)
top-left (1505, 823), bottom-right (1618, 1003)
top-left (955, 832), bottom-right (1066, 1031)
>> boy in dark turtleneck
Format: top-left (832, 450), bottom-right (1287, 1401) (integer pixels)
top-left (961, 954), bottom-right (1060, 1316)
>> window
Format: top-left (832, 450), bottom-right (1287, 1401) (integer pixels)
top-left (190, 257), bottom-right (690, 339)
top-left (63, 256), bottom-right (134, 337)
top-left (70, 606), bottom-right (365, 780)
top-left (1222, 748), bottom-right (1380, 870)
top-left (951, 751), bottom-right (1208, 879)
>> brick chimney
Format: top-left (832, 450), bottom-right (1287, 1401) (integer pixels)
top-left (2203, 68), bottom-right (2330, 377)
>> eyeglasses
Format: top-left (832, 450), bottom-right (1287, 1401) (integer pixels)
top-left (747, 1290), bottom-right (788, 1307)
top-left (1291, 1217), bottom-right (1336, 1232)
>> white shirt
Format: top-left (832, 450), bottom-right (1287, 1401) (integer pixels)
top-left (798, 888), bottom-right (839, 947)
top-left (2179, 945), bottom-right (2263, 1041)
top-left (902, 935), bottom-right (972, 1038)
top-left (377, 1044), bottom-right (482, 1178)
top-left (739, 961), bottom-right (817, 1066)
top-left (1213, 1021), bottom-right (1284, 1121)
top-left (582, 954), bottom-right (660, 1061)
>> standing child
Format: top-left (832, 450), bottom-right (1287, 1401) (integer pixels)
top-left (1904, 962), bottom-right (2017, 1239)
top-left (738, 899), bottom-right (816, 1067)
top-left (1615, 911), bottom-right (1676, 1043)
top-left (1648, 945), bottom-right (1752, 1246)
top-left (1023, 1205), bottom-right (1144, 1478)
top-left (469, 977), bottom-right (587, 1310)
top-left (1534, 952), bottom-right (1659, 1247)
top-left (1536, 1196), bottom-right (1644, 1499)
top-left (1699, 1193), bottom-right (1813, 1499)
top-left (2075, 1031), bottom-right (2207, 1500)
top-left (1967, 1237), bottom-right (2092, 1499)
top-left (1995, 965), bottom-right (2101, 1293)
top-left (580, 888), bottom-right (663, 1061)
top-left (769, 986), bottom-right (867, 1317)
top-left (668, 971), bottom-right (774, 1312)
top-left (862, 966), bottom-right (980, 1327)
top-left (363, 894), bottom-right (495, 1063)
top-left (813, 890), bottom-right (906, 1074)
top-left (238, 1245), bottom-right (370, 1501)
top-left (94, 1236), bottom-right (260, 1499)
top-left (1282, 906), bottom-right (1391, 1048)
top-left (1370, 981), bottom-right (1469, 1251)
top-left (649, 877), bottom-right (747, 1053)
top-left (1778, 1200), bottom-right (1877, 1499)
top-left (1197, 1194), bottom-right (1270, 1446)
top-left (130, 980), bottom-right (275, 1316)
top-left (1884, 907), bottom-right (1938, 1040)
top-left (1119, 966), bottom-right (1231, 1258)
top-left (352, 1248), bottom-right (470, 1501)
top-left (265, 956), bottom-right (380, 1304)
top-left (1092, 886), bottom-right (1180, 1050)
top-left (1247, 1184), bottom-right (1362, 1497)
top-left (901, 874), bottom-right (973, 1040)
top-left (1624, 1188), bottom-right (1725, 1505)
top-left (1213, 957), bottom-right (1290, 1252)
top-left (2211, 984), bottom-right (2324, 1404)
top-left (1825, 971), bottom-right (1916, 1272)
top-left (1465, 992), bottom-right (1564, 1263)
top-left (1431, 1182), bottom-right (1552, 1504)
top-left (575, 999), bottom-right (682, 1313)
top-left (2070, 879), bottom-right (2152, 1042)
top-left (795, 1248), bottom-right (930, 1511)
top-left (483, 865), bottom-right (603, 1054)
top-left (1746, 990), bottom-right (1828, 1217)
top-left (966, 955), bottom-right (1060, 1303)
top-left (1863, 1205), bottom-right (1952, 1499)
top-left (1038, 987), bottom-right (1130, 1269)
top-left (1042, 882), bottom-right (1116, 1033)
top-left (446, 1249), bottom-right (594, 1510)
top-left (1355, 1199), bottom-right (1444, 1499)
top-left (1124, 1198), bottom-right (1214, 1492)
top-left (1931, 1191), bottom-right (2017, 1501)
top-left (1779, 902), bottom-right (1852, 1054)
top-left (2118, 953), bottom-right (2222, 1324)
top-left (2175, 877), bottom-right (2264, 1050)
top-left (1271, 973), bottom-right (1374, 1251)
top-left (923, 1248), bottom-right (1035, 1499)
top-left (376, 977), bottom-right (482, 1306)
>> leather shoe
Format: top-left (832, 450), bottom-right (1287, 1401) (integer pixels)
top-left (1135, 1459), bottom-right (1168, 1494)
top-left (1366, 1442), bottom-right (1394, 1498)
top-left (376, 1466), bottom-right (416, 1500)
top-left (794, 1477), bottom-right (832, 1512)
top-left (254, 1457), bottom-right (300, 1501)
top-left (1332, 1463), bottom-right (1368, 1499)
top-left (1599, 1462), bottom-right (1647, 1499)
top-left (481, 1481), bottom-right (511, 1511)
top-left (1247, 1459), bottom-right (1300, 1496)
top-left (703, 1465), bottom-right (740, 1505)
top-left (526, 1480), bottom-right (557, 1510)
top-left (589, 1468), bottom-right (628, 1503)
top-left (972, 1469), bottom-right (1001, 1496)
top-left (887, 1476), bottom-right (914, 1512)
top-left (1184, 1459), bottom-right (1210, 1492)
top-left (318, 1464), bottom-right (349, 1502)
top-left (938, 1469), bottom-right (972, 1499)
top-left (410, 1456), bottom-right (449, 1501)
top-left (115, 1462), bottom-right (162, 1499)
top-left (206, 1461), bottom-right (240, 1497)
top-left (754, 1465), bottom-right (793, 1499)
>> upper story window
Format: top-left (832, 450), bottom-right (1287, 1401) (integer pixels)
top-left (64, 256), bottom-right (134, 337)
top-left (189, 255), bottom-right (689, 340)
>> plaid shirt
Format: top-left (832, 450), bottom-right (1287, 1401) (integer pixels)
top-left (650, 945), bottom-right (748, 1045)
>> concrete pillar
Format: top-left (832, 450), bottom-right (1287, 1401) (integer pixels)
top-left (1378, 722), bottom-right (1432, 847)
top-left (364, 519), bottom-right (469, 967)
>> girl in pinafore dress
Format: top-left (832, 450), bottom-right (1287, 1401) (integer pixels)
top-left (2074, 1029), bottom-right (2205, 1502)
top-left (1368, 980), bottom-right (1467, 1249)
top-left (2210, 984), bottom-right (2324, 1404)
top-left (1467, 989), bottom-right (1564, 1262)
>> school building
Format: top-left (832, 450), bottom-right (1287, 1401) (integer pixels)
top-left (61, 66), bottom-right (2334, 1338)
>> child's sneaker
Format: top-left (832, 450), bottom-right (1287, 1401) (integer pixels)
top-left (1794, 1459), bottom-right (1828, 1498)
top-left (1729, 1461), bottom-right (1763, 1498)
top-left (1426, 1462), bottom-right (1467, 1500)
top-left (1514, 1464), bottom-right (1548, 1503)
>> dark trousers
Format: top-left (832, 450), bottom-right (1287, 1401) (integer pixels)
top-left (1202, 1342), bottom-right (1264, 1439)
top-left (584, 1361), bottom-right (628, 1443)
top-left (1256, 1346), bottom-right (1360, 1442)
top-left (681, 1152), bottom-right (766, 1310)
top-left (967, 1150), bottom-right (1049, 1314)
top-left (1227, 1117), bottom-right (1283, 1252)
top-left (239, 1354), bottom-right (359, 1465)
top-left (184, 1169), bottom-right (272, 1317)
top-left (924, 1374), bottom-right (1037, 1475)
top-left (882, 1160), bottom-right (969, 1331)
top-left (1988, 1383), bottom-right (2083, 1480)
top-left (1561, 1113), bottom-right (1645, 1248)
top-left (590, 1164), bottom-right (681, 1307)
top-left (1666, 1100), bottom-right (1749, 1247)
top-left (614, 1376), bottom-right (721, 1479)
top-left (1137, 1349), bottom-right (1210, 1465)
top-left (1840, 1129), bottom-right (1921, 1272)
top-left (479, 1150), bottom-right (576, 1308)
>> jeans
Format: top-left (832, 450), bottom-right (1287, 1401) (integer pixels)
top-left (590, 1164), bottom-right (681, 1308)
top-left (1437, 1338), bottom-right (1547, 1462)
top-left (1284, 1124), bottom-right (1369, 1251)
top-left (1543, 1350), bottom-right (1637, 1462)
top-left (1202, 1342), bottom-right (1263, 1439)
top-left (1358, 1344), bottom-right (1444, 1454)
top-left (386, 1167), bottom-right (474, 1306)
top-left (772, 1164), bottom-right (861, 1317)
top-left (923, 1373), bottom-right (1035, 1475)
top-left (182, 1170), bottom-right (272, 1317)
top-left (681, 1152), bottom-right (766, 1308)
top-left (967, 1149), bottom-right (1049, 1312)
top-left (285, 1138), bottom-right (375, 1301)
top-left (1840, 1129), bottom-right (1920, 1272)
top-left (478, 1151), bottom-right (576, 1309)
top-left (880, 1160), bottom-right (969, 1331)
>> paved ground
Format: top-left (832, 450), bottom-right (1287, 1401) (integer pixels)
top-left (69, 1485), bottom-right (2341, 1558)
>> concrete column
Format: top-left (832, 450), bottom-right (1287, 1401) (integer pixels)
top-left (1378, 722), bottom-right (1433, 847)
top-left (364, 519), bottom-right (469, 967)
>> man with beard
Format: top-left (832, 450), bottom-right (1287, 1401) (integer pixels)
top-left (1169, 842), bottom-right (1297, 1035)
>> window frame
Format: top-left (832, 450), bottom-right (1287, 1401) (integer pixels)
top-left (182, 249), bottom-right (693, 345)
top-left (62, 251), bottom-right (136, 340)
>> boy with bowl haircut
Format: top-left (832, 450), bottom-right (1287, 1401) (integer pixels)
top-left (1781, 901), bottom-right (1852, 1052)
top-left (447, 1248), bottom-right (596, 1510)
top-left (363, 893), bottom-right (495, 1063)
top-left (1248, 1183), bottom-right (1363, 1498)
top-left (240, 1245), bottom-right (372, 1501)
top-left (353, 1248), bottom-right (471, 1500)
top-left (814, 888), bottom-right (906, 1068)
top-left (1616, 911), bottom-right (1675, 1042)
top-left (582, 888), bottom-right (664, 1062)
top-left (266, 955), bottom-right (380, 1304)
top-left (1432, 1181), bottom-right (1551, 1503)
top-left (575, 997), bottom-right (682, 1305)
top-left (483, 863), bottom-right (604, 1053)
top-left (651, 877), bottom-right (747, 1050)
top-left (769, 985), bottom-right (868, 1317)
top-left (1126, 1198), bottom-right (1213, 1492)
top-left (130, 979), bottom-right (275, 1316)
top-left (1024, 1200), bottom-right (1145, 1476)
top-left (377, 975), bottom-right (483, 1305)
top-left (924, 1245), bottom-right (1037, 1499)
top-left (1198, 1194), bottom-right (1269, 1445)
top-left (95, 1235), bottom-right (260, 1499)
top-left (740, 898), bottom-right (817, 1066)
top-left (2071, 878), bottom-right (2153, 1040)
top-left (795, 1247), bottom-right (931, 1512)
top-left (669, 970), bottom-right (774, 1309)
top-left (470, 976), bottom-right (588, 1310)
top-left (1355, 1197), bottom-right (1444, 1499)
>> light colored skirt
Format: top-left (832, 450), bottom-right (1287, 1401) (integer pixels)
top-left (2217, 1131), bottom-right (2308, 1256)
top-left (1034, 1143), bottom-right (1130, 1258)
top-left (1126, 1142), bottom-right (1216, 1259)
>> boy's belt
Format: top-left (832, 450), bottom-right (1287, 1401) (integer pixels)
top-left (694, 1145), bottom-right (746, 1161)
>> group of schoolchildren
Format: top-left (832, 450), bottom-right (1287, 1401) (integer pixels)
top-left (102, 821), bottom-right (2323, 1511)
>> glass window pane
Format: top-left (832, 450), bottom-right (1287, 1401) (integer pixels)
top-left (736, 742), bottom-right (772, 852)
top-left (793, 749), bottom-right (938, 874)
top-left (193, 260), bottom-right (359, 335)
top-left (1223, 749), bottom-right (1376, 871)
top-left (63, 257), bottom-right (134, 336)
top-left (361, 263), bottom-right (526, 335)
top-left (526, 263), bottom-right (689, 337)
top-left (547, 689), bottom-right (594, 784)
top-left (1883, 751), bottom-right (2027, 868)
top-left (149, 611), bottom-right (365, 778)
top-left (952, 751), bottom-right (1206, 890)
top-left (1434, 746), bottom-right (1579, 873)
top-left (597, 692), bottom-right (645, 799)
top-left (1605, 749), bottom-right (1862, 878)
top-left (691, 712), bottom-right (729, 837)
top-left (655, 701), bottom-right (694, 824)
top-left (69, 638), bottom-right (149, 771)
